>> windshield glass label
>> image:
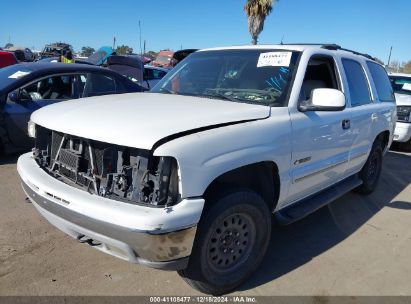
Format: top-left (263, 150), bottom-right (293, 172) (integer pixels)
top-left (8, 71), bottom-right (31, 79)
top-left (257, 52), bottom-right (292, 67)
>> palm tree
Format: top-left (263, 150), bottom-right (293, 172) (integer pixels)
top-left (244, 0), bottom-right (277, 45)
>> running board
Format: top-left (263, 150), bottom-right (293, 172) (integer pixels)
top-left (274, 176), bottom-right (363, 225)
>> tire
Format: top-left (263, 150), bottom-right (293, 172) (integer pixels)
top-left (178, 189), bottom-right (271, 295)
top-left (355, 140), bottom-right (383, 195)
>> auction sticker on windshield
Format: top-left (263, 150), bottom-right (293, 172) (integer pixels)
top-left (257, 51), bottom-right (292, 67)
top-left (8, 71), bottom-right (31, 79)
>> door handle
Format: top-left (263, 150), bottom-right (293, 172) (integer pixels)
top-left (342, 119), bottom-right (350, 130)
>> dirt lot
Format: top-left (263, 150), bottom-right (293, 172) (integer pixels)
top-left (0, 150), bottom-right (410, 296)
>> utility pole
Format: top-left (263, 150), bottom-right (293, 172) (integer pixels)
top-left (387, 46), bottom-right (393, 67)
top-left (139, 20), bottom-right (142, 56)
top-left (113, 36), bottom-right (116, 50)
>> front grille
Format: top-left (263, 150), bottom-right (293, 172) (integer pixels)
top-left (397, 113), bottom-right (409, 122)
top-left (397, 106), bottom-right (411, 123)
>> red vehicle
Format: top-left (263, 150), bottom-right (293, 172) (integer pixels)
top-left (0, 51), bottom-right (18, 69)
top-left (152, 50), bottom-right (174, 68)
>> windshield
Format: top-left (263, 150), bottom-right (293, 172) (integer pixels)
top-left (0, 64), bottom-right (33, 90)
top-left (390, 76), bottom-right (411, 96)
top-left (151, 49), bottom-right (300, 106)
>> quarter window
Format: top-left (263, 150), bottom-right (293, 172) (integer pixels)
top-left (342, 59), bottom-right (371, 106)
top-left (366, 62), bottom-right (395, 102)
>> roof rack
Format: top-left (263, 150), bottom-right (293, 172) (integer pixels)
top-left (278, 43), bottom-right (377, 61)
top-left (320, 44), bottom-right (376, 61)
top-left (280, 42), bottom-right (337, 46)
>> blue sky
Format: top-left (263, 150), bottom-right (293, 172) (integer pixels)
top-left (1, 0), bottom-right (410, 63)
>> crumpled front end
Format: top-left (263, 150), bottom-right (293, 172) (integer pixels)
top-left (17, 125), bottom-right (205, 270)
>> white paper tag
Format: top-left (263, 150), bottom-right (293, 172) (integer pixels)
top-left (402, 83), bottom-right (411, 91)
top-left (8, 71), bottom-right (31, 79)
top-left (257, 52), bottom-right (292, 67)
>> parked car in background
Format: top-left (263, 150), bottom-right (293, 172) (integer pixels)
top-left (84, 46), bottom-right (115, 66)
top-left (0, 51), bottom-right (18, 69)
top-left (171, 49), bottom-right (198, 67)
top-left (144, 65), bottom-right (168, 89)
top-left (152, 50), bottom-right (174, 68)
top-left (4, 46), bottom-right (35, 62)
top-left (106, 55), bottom-right (168, 90)
top-left (17, 44), bottom-right (395, 295)
top-left (389, 73), bottom-right (411, 150)
top-left (0, 63), bottom-right (144, 154)
top-left (39, 42), bottom-right (73, 60)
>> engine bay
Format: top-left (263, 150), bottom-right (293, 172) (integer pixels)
top-left (33, 126), bottom-right (179, 207)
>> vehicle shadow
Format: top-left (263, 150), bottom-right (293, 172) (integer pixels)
top-left (239, 151), bottom-right (411, 291)
top-left (0, 154), bottom-right (19, 166)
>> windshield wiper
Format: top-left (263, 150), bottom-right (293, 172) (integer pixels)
top-left (202, 89), bottom-right (241, 102)
top-left (203, 92), bottom-right (239, 102)
top-left (158, 87), bottom-right (176, 94)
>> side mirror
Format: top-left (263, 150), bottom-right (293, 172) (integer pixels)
top-left (8, 91), bottom-right (19, 102)
top-left (299, 88), bottom-right (346, 112)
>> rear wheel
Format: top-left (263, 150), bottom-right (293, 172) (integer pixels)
top-left (178, 189), bottom-right (271, 295)
top-left (355, 140), bottom-right (383, 195)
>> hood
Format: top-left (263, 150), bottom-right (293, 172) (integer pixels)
top-left (31, 93), bottom-right (270, 150)
top-left (395, 93), bottom-right (411, 106)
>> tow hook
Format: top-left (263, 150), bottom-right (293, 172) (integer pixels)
top-left (77, 234), bottom-right (102, 246)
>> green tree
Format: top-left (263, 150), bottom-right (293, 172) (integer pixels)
top-left (244, 0), bottom-right (276, 45)
top-left (115, 45), bottom-right (133, 55)
top-left (81, 46), bottom-right (95, 57)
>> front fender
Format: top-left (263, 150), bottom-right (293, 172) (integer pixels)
top-left (154, 108), bottom-right (293, 205)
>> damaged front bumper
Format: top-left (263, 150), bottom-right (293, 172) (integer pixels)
top-left (17, 152), bottom-right (204, 270)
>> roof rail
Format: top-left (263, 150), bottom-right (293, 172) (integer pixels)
top-left (320, 44), bottom-right (376, 61)
top-left (278, 43), bottom-right (377, 61)
top-left (280, 42), bottom-right (337, 46)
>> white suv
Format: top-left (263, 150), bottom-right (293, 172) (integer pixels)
top-left (389, 73), bottom-right (411, 150)
top-left (17, 44), bottom-right (396, 295)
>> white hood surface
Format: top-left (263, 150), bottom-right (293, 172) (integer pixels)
top-left (395, 93), bottom-right (411, 106)
top-left (31, 93), bottom-right (270, 150)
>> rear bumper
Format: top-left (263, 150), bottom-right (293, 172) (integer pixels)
top-left (17, 152), bottom-right (205, 270)
top-left (393, 122), bottom-right (411, 143)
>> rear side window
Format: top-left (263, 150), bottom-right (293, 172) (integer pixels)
top-left (80, 73), bottom-right (117, 97)
top-left (366, 62), bottom-right (395, 102)
top-left (342, 59), bottom-right (371, 106)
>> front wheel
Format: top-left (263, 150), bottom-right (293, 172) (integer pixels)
top-left (355, 140), bottom-right (383, 195)
top-left (178, 189), bottom-right (271, 295)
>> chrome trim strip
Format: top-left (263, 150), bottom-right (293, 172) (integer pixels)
top-left (294, 159), bottom-right (348, 183)
top-left (350, 151), bottom-right (368, 160)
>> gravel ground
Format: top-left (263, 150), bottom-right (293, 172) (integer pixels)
top-left (0, 150), bottom-right (410, 296)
